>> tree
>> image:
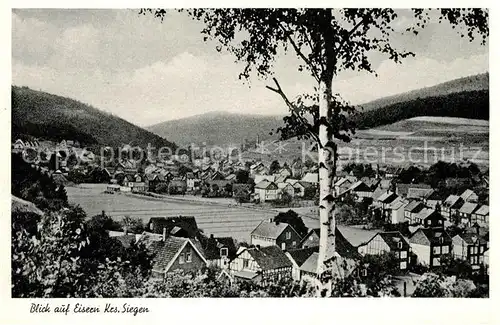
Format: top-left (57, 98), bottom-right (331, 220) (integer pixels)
top-left (269, 160), bottom-right (281, 175)
top-left (235, 169), bottom-right (250, 183)
top-left (274, 210), bottom-right (308, 238)
top-left (142, 8), bottom-right (488, 295)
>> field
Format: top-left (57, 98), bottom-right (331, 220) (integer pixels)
top-left (66, 184), bottom-right (320, 242)
top-left (241, 117), bottom-right (489, 169)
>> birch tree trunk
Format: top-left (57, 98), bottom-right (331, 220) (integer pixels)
top-left (316, 76), bottom-right (337, 295)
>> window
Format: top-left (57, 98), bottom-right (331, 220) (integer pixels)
top-left (292, 241), bottom-right (296, 247)
top-left (243, 259), bottom-right (249, 268)
top-left (400, 251), bottom-right (407, 259)
top-left (441, 246), bottom-right (449, 254)
top-left (286, 231), bottom-right (291, 240)
top-left (432, 246), bottom-right (440, 254)
top-left (220, 248), bottom-right (228, 257)
top-left (480, 246), bottom-right (485, 253)
top-left (186, 251), bottom-right (192, 263)
top-left (361, 269), bottom-right (368, 277)
top-left (473, 246), bottom-right (478, 254)
top-left (432, 257), bottom-right (441, 266)
top-left (400, 261), bottom-right (407, 270)
top-left (179, 253), bottom-right (185, 264)
top-left (397, 241), bottom-right (403, 249)
top-left (439, 237), bottom-right (444, 244)
top-left (281, 242), bottom-right (286, 250)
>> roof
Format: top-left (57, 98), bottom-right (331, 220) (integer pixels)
top-left (404, 200), bottom-right (425, 213)
top-left (299, 250), bottom-right (358, 277)
top-left (250, 220), bottom-right (296, 239)
top-left (377, 191), bottom-right (398, 203)
top-left (379, 179), bottom-right (392, 189)
top-left (254, 180), bottom-right (278, 190)
top-left (396, 183), bottom-right (431, 197)
top-left (349, 181), bottom-right (372, 193)
top-left (201, 236), bottom-right (238, 260)
top-left (415, 208), bottom-right (440, 221)
top-left (246, 246), bottom-right (293, 271)
top-left (301, 172), bottom-right (319, 183)
top-left (287, 246), bottom-right (319, 267)
top-left (147, 216), bottom-right (199, 239)
top-left (334, 177), bottom-right (352, 187)
top-left (474, 205), bottom-right (489, 216)
top-left (388, 198), bottom-right (407, 210)
top-left (409, 227), bottom-right (451, 246)
top-left (460, 189), bottom-right (477, 200)
top-left (233, 270), bottom-right (259, 280)
top-left (459, 202), bottom-right (479, 214)
top-left (454, 232), bottom-right (488, 245)
top-left (149, 237), bottom-right (207, 273)
top-left (443, 195), bottom-right (464, 209)
top-left (376, 232), bottom-right (410, 250)
top-left (407, 188), bottom-right (434, 200)
top-left (337, 225), bottom-right (378, 248)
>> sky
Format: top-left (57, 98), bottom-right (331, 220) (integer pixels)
top-left (12, 9), bottom-right (489, 126)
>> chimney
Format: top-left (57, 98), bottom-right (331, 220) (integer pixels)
top-left (162, 227), bottom-right (167, 241)
top-left (210, 234), bottom-right (214, 239)
top-left (275, 220), bottom-right (280, 226)
top-left (102, 210), bottom-right (105, 217)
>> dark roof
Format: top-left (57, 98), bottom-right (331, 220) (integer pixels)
top-left (443, 195), bottom-right (464, 209)
top-left (246, 245), bottom-right (293, 271)
top-left (201, 236), bottom-right (237, 260)
top-left (377, 232), bottom-right (410, 250)
top-left (148, 216), bottom-right (199, 239)
top-left (404, 200), bottom-right (425, 213)
top-left (287, 246), bottom-right (319, 267)
top-left (149, 237), bottom-right (190, 272)
top-left (456, 232), bottom-right (488, 245)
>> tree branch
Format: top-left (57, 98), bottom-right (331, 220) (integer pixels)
top-left (279, 24), bottom-right (320, 83)
top-left (335, 13), bottom-right (371, 54)
top-left (266, 78), bottom-right (323, 147)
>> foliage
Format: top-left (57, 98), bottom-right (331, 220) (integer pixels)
top-left (273, 210), bottom-right (308, 238)
top-left (269, 160), bottom-right (281, 175)
top-left (11, 153), bottom-right (68, 212)
top-left (412, 273), bottom-right (479, 298)
top-left (342, 163), bottom-right (375, 178)
top-left (235, 169), bottom-right (250, 183)
top-left (154, 182), bottom-right (169, 193)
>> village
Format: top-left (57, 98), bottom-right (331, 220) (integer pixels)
top-left (11, 136), bottom-right (490, 295)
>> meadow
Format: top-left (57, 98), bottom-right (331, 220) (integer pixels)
top-left (66, 184), bottom-right (320, 242)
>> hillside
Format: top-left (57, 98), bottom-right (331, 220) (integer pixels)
top-left (357, 72), bottom-right (489, 112)
top-left (353, 90), bottom-right (489, 130)
top-left (147, 111), bottom-right (284, 146)
top-left (147, 73), bottom-right (488, 146)
top-left (11, 86), bottom-right (177, 150)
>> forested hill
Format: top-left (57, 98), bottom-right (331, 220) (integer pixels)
top-left (353, 90), bottom-right (489, 130)
top-left (11, 86), bottom-right (177, 150)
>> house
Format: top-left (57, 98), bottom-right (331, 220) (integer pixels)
top-left (186, 173), bottom-right (202, 192)
top-left (408, 227), bottom-right (452, 268)
top-left (147, 216), bottom-right (199, 239)
top-left (343, 181), bottom-right (373, 200)
top-left (385, 197), bottom-right (407, 224)
top-left (297, 229), bottom-right (361, 280)
top-left (336, 225), bottom-right (379, 248)
top-left (285, 246), bottom-right (319, 280)
top-left (168, 178), bottom-right (187, 194)
top-left (458, 202), bottom-right (480, 226)
top-left (412, 208), bottom-right (445, 227)
top-left (106, 184), bottom-right (121, 193)
top-left (200, 234), bottom-right (237, 269)
top-left (301, 172), bottom-right (319, 184)
top-left (334, 177), bottom-right (354, 196)
top-left (250, 162), bottom-right (268, 177)
top-left (404, 200), bottom-right (425, 222)
top-left (300, 228), bottom-right (320, 248)
top-left (395, 183), bottom-right (431, 198)
top-left (292, 181), bottom-right (314, 198)
top-left (460, 189), bottom-right (479, 203)
top-left (373, 190), bottom-right (398, 210)
top-left (254, 174), bottom-right (276, 184)
top-left (254, 180), bottom-right (279, 202)
top-left (250, 219), bottom-right (302, 251)
top-left (277, 166), bottom-right (292, 178)
top-left (229, 245), bottom-right (293, 283)
top-left (13, 139), bottom-right (25, 150)
top-left (384, 166), bottom-right (401, 178)
top-left (358, 231), bottom-right (411, 270)
top-left (149, 236), bottom-right (208, 277)
top-left (452, 232), bottom-right (488, 270)
top-left (360, 177), bottom-right (381, 190)
top-left (275, 174), bottom-right (288, 184)
top-left (278, 182), bottom-right (295, 198)
top-left (471, 205), bottom-right (489, 226)
top-left (441, 195), bottom-right (464, 219)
